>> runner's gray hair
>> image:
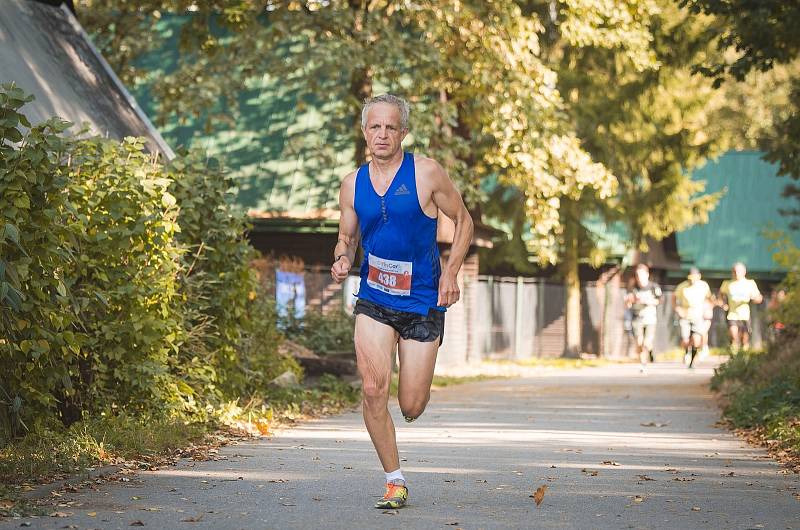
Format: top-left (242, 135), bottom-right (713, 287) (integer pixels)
top-left (361, 94), bottom-right (410, 130)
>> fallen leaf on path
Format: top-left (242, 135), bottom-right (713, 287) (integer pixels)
top-left (87, 512), bottom-right (97, 517)
top-left (49, 512), bottom-right (72, 517)
top-left (142, 507), bottom-right (161, 511)
top-left (673, 477), bottom-right (694, 482)
top-left (633, 495), bottom-right (645, 503)
top-left (691, 506), bottom-right (701, 512)
top-left (268, 479), bottom-right (289, 483)
top-left (130, 521), bottom-right (145, 526)
top-left (601, 461), bottom-right (620, 466)
top-left (640, 421), bottom-right (670, 427)
top-left (0, 500), bottom-right (14, 508)
top-left (636, 475), bottom-right (655, 481)
top-left (721, 471), bottom-right (735, 476)
top-left (181, 515), bottom-right (203, 522)
top-left (446, 522), bottom-right (459, 526)
top-left (530, 485), bottom-right (547, 506)
top-left (582, 469), bottom-right (599, 477)
top-left (382, 510), bottom-right (399, 515)
top-left (444, 479), bottom-right (456, 483)
top-left (280, 502), bottom-right (296, 507)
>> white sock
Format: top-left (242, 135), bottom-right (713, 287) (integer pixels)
top-left (385, 469), bottom-right (405, 484)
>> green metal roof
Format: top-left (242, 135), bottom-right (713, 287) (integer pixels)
top-left (131, 16), bottom-right (354, 219)
top-left (676, 151), bottom-right (800, 277)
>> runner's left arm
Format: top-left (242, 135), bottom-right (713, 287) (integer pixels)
top-left (429, 161), bottom-right (474, 307)
top-left (751, 280), bottom-right (764, 305)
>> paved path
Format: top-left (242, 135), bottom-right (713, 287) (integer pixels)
top-left (6, 362), bottom-right (799, 529)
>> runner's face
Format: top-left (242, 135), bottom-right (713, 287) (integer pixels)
top-left (733, 264), bottom-right (746, 280)
top-left (363, 103), bottom-right (407, 160)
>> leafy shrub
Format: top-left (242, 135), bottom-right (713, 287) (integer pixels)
top-left (1, 85), bottom-right (293, 441)
top-left (713, 340), bottom-right (800, 454)
top-left (167, 152), bottom-right (301, 398)
top-left (281, 307), bottom-right (355, 354)
top-left (0, 84), bottom-right (76, 436)
top-left (64, 136), bottom-right (184, 419)
top-left (771, 234), bottom-right (800, 333)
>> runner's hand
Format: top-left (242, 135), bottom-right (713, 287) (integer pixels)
top-left (437, 272), bottom-right (460, 307)
top-left (331, 255), bottom-right (351, 284)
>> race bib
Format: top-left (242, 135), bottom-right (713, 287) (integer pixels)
top-left (367, 254), bottom-right (412, 296)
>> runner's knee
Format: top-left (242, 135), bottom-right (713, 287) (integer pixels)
top-left (362, 378), bottom-right (389, 408)
top-left (399, 394), bottom-right (429, 419)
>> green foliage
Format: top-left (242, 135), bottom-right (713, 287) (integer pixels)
top-left (1, 86), bottom-right (295, 443)
top-left (679, 0), bottom-right (800, 82)
top-left (0, 83), bottom-right (75, 436)
top-left (770, 234), bottom-right (800, 332)
top-left (0, 413), bottom-right (207, 484)
top-left (281, 307), bottom-right (355, 354)
top-left (65, 136), bottom-right (184, 418)
top-left (712, 344), bottom-right (800, 454)
top-left (681, 0), bottom-right (800, 226)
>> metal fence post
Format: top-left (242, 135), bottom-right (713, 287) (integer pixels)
top-left (514, 276), bottom-right (524, 358)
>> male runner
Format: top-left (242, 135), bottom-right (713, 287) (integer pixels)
top-left (330, 94), bottom-right (473, 509)
top-left (672, 267), bottom-right (712, 368)
top-left (719, 262), bottom-right (763, 351)
top-left (625, 264), bottom-right (662, 373)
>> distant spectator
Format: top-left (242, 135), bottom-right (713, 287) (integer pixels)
top-left (625, 264), bottom-right (662, 373)
top-left (672, 267), bottom-right (712, 369)
top-left (719, 262), bottom-right (763, 351)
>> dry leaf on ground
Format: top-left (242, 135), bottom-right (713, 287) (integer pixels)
top-left (530, 485), bottom-right (548, 506)
top-left (641, 421), bottom-right (670, 427)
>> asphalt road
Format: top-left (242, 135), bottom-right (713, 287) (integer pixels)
top-left (5, 361), bottom-right (799, 529)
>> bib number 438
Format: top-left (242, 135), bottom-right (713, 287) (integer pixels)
top-left (367, 254), bottom-right (412, 296)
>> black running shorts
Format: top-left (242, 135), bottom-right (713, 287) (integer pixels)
top-left (354, 299), bottom-right (445, 344)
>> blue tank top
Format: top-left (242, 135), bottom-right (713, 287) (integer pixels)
top-left (355, 152), bottom-right (443, 315)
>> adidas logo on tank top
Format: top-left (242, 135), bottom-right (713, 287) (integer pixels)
top-left (394, 183), bottom-right (411, 195)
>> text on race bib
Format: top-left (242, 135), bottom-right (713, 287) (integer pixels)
top-left (367, 254), bottom-right (412, 296)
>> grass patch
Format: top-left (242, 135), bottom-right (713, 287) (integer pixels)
top-left (0, 414), bottom-right (208, 487)
top-left (0, 375), bottom-right (360, 495)
top-left (494, 357), bottom-right (611, 369)
top-left (388, 373), bottom-right (503, 396)
top-left (659, 347), bottom-right (730, 362)
top-left (711, 341), bottom-right (800, 467)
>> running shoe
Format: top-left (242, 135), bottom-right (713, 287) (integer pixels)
top-left (374, 480), bottom-right (408, 509)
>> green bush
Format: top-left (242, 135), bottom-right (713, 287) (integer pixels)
top-left (0, 84), bottom-right (76, 436)
top-left (281, 307), bottom-right (355, 354)
top-left (1, 85), bottom-right (294, 442)
top-left (167, 152), bottom-right (301, 399)
top-left (64, 136), bottom-right (184, 419)
top-left (712, 341), bottom-right (800, 453)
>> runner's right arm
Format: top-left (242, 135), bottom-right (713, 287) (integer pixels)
top-left (331, 171), bottom-right (359, 284)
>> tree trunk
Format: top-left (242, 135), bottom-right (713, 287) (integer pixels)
top-left (348, 3), bottom-right (372, 166)
top-left (349, 67), bottom-right (372, 165)
top-left (563, 200), bottom-right (581, 357)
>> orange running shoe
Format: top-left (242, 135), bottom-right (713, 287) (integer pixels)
top-left (374, 480), bottom-right (408, 509)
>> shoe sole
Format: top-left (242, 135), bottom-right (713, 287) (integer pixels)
top-left (375, 499), bottom-right (406, 509)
